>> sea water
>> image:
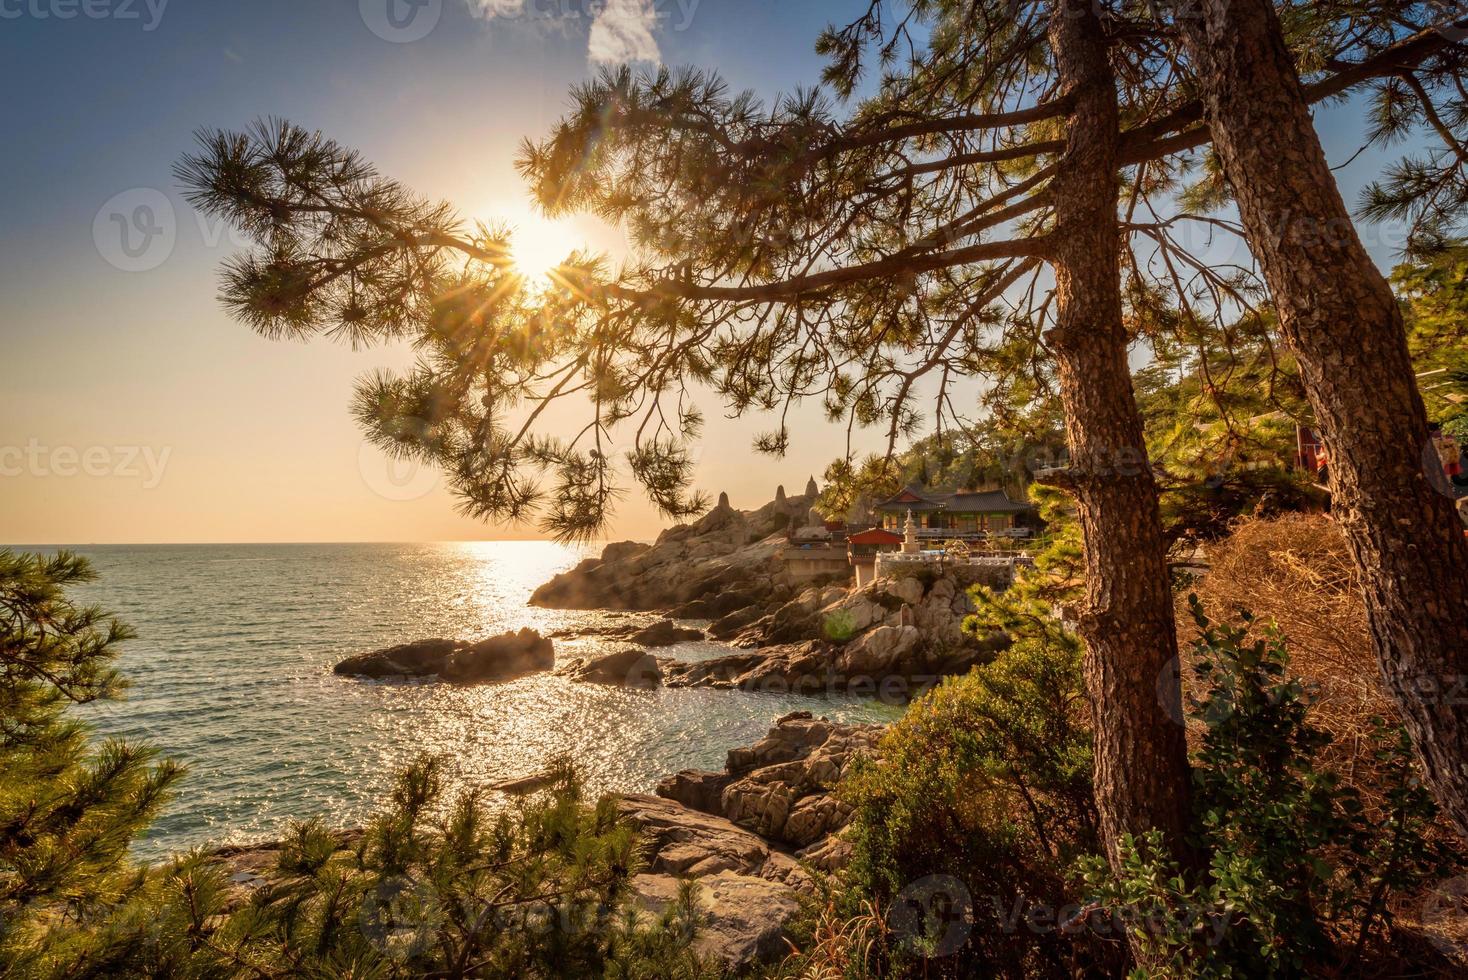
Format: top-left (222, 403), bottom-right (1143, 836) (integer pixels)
top-left (38, 541), bottom-right (899, 859)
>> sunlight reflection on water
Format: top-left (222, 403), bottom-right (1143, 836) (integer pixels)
top-left (58, 541), bottom-right (900, 858)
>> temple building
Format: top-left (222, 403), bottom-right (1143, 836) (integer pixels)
top-left (846, 527), bottom-right (903, 587)
top-left (871, 486), bottom-right (1037, 542)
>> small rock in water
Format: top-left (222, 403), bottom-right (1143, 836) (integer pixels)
top-left (629, 619), bottom-right (705, 647)
top-left (491, 771), bottom-right (563, 795)
top-left (332, 628), bottom-right (553, 684)
top-left (557, 648), bottom-right (663, 688)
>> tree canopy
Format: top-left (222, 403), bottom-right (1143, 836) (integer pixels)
top-left (176, 1), bottom-right (1462, 541)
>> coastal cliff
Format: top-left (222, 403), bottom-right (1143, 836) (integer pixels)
top-left (528, 485), bottom-right (831, 614)
top-left (533, 485), bottom-right (1015, 699)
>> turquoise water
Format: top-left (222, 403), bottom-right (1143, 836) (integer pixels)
top-left (37, 541), bottom-right (899, 859)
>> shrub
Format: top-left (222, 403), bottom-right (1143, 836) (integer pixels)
top-left (808, 625), bottom-right (1103, 979)
top-left (0, 551), bottom-right (183, 977)
top-left (795, 507), bottom-right (1460, 979)
top-left (1079, 599), bottom-right (1461, 977)
top-left (124, 756), bottom-right (719, 978)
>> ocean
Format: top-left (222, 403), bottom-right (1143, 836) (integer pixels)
top-left (38, 541), bottom-right (899, 859)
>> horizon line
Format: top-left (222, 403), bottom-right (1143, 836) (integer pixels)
top-left (0, 538), bottom-right (639, 549)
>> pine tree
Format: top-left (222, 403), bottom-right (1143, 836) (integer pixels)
top-left (0, 550), bottom-right (182, 977)
top-left (1170, 0), bottom-right (1468, 837)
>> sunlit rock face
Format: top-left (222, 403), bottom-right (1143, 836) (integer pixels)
top-left (659, 567), bottom-right (1011, 699)
top-left (332, 628), bottom-right (554, 683)
top-left (617, 794), bottom-right (806, 970)
top-left (527, 488), bottom-right (820, 611)
top-left (617, 710), bottom-right (884, 971)
top-left (653, 710), bottom-right (881, 852)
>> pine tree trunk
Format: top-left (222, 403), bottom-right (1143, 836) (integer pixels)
top-left (1177, 0), bottom-right (1468, 835)
top-left (1046, 1), bottom-right (1195, 864)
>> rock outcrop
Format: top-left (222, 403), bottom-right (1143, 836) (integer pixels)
top-left (632, 870), bottom-right (800, 970)
top-left (615, 711), bottom-right (885, 970)
top-left (332, 629), bottom-right (554, 683)
top-left (654, 711), bottom-right (882, 850)
top-left (657, 570), bottom-right (1010, 700)
top-left (527, 484), bottom-right (1024, 703)
top-left (618, 794), bottom-right (807, 970)
top-left (617, 793), bottom-right (810, 887)
top-left (529, 488), bottom-right (827, 612)
top-left (732, 563), bottom-right (1011, 651)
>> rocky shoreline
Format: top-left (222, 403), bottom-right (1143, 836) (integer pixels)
top-left (335, 481), bottom-right (1015, 701)
top-left (211, 712), bottom-right (879, 972)
top-left (620, 710), bottom-right (881, 967)
top-left (311, 486), bottom-right (1019, 969)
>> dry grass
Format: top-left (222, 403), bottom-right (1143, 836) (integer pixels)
top-left (778, 897), bottom-right (888, 980)
top-left (1186, 513), bottom-right (1374, 686)
top-left (1182, 512), bottom-right (1393, 754)
top-left (1182, 514), bottom-right (1467, 975)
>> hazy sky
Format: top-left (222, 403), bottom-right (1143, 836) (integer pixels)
top-left (0, 0), bottom-right (1421, 544)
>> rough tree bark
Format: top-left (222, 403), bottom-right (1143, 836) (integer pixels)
top-left (1176, 0), bottom-right (1468, 835)
top-left (1045, 0), bottom-right (1195, 863)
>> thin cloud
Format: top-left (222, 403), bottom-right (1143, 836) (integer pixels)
top-left (587, 0), bottom-right (661, 66)
top-left (462, 0), bottom-right (662, 67)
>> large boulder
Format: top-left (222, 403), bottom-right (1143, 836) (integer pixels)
top-left (655, 769), bottom-right (731, 814)
top-left (332, 638), bottom-right (460, 679)
top-left (439, 629), bottom-right (555, 683)
top-left (707, 603), bottom-right (768, 640)
top-left (556, 648), bottom-right (663, 687)
top-left (630, 871), bottom-right (801, 972)
top-left (837, 624), bottom-right (921, 676)
top-left (657, 712), bottom-right (882, 849)
top-left (615, 794), bottom-right (807, 887)
top-left (334, 629), bottom-right (553, 684)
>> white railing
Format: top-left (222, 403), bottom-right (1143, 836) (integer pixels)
top-left (872, 551), bottom-right (1036, 579)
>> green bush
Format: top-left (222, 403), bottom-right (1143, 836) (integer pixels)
top-left (1078, 599), bottom-right (1460, 977)
top-left (0, 551), bottom-right (183, 977)
top-left (820, 626), bottom-right (1102, 978)
top-left (796, 516), bottom-right (1457, 979)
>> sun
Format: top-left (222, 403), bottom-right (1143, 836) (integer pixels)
top-left (507, 214), bottom-right (576, 281)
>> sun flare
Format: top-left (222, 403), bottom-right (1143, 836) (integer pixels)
top-left (507, 214), bottom-right (577, 280)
